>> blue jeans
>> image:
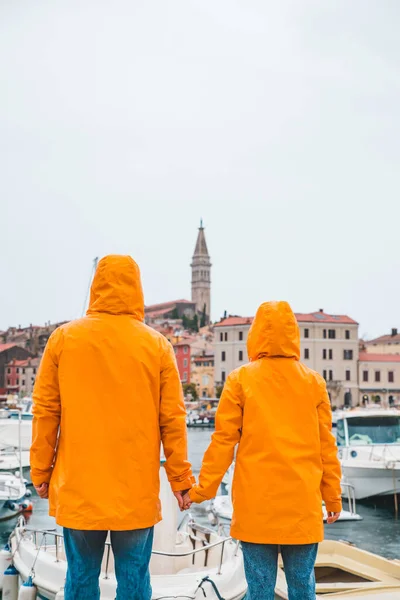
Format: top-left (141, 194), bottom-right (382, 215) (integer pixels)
top-left (242, 542), bottom-right (318, 600)
top-left (63, 527), bottom-right (154, 600)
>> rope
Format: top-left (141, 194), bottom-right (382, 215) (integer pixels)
top-left (196, 576), bottom-right (226, 600)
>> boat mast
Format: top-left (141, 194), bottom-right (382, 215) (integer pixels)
top-left (81, 257), bottom-right (99, 317)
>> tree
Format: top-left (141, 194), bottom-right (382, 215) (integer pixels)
top-left (200, 304), bottom-right (207, 328)
top-left (183, 382), bottom-right (198, 401)
top-left (216, 385), bottom-right (224, 399)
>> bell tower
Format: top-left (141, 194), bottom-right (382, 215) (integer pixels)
top-left (191, 220), bottom-right (211, 324)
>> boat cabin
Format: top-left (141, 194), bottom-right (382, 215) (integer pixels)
top-left (336, 409), bottom-right (400, 447)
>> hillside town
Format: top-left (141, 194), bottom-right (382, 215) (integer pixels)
top-left (1, 223), bottom-right (399, 409)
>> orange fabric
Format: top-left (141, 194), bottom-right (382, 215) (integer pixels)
top-left (190, 301), bottom-right (342, 544)
top-left (31, 255), bottom-right (193, 530)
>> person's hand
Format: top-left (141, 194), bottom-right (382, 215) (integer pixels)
top-left (182, 490), bottom-right (192, 511)
top-left (326, 511), bottom-right (341, 524)
top-left (173, 489), bottom-right (191, 511)
top-left (35, 483), bottom-right (49, 499)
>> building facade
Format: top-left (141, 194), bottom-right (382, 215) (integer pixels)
top-left (0, 344), bottom-right (32, 394)
top-left (364, 329), bottom-right (400, 355)
top-left (358, 352), bottom-right (400, 407)
top-left (191, 352), bottom-right (215, 398)
top-left (5, 357), bottom-right (40, 396)
top-left (191, 221), bottom-right (211, 323)
top-left (173, 340), bottom-right (191, 383)
top-left (214, 310), bottom-right (359, 407)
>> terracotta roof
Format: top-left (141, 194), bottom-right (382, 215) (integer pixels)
top-left (145, 307), bottom-right (175, 318)
top-left (215, 311), bottom-right (357, 328)
top-left (366, 334), bottom-right (400, 345)
top-left (0, 343), bottom-right (18, 353)
top-left (6, 357), bottom-right (40, 367)
top-left (214, 317), bottom-right (254, 328)
top-left (295, 311), bottom-right (358, 325)
top-left (145, 299), bottom-right (193, 312)
top-left (359, 352), bottom-right (400, 363)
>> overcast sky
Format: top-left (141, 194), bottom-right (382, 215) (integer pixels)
top-left (1, 0), bottom-right (399, 338)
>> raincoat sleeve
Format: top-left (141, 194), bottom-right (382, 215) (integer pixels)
top-left (30, 331), bottom-right (62, 486)
top-left (160, 342), bottom-right (194, 492)
top-left (317, 377), bottom-right (342, 513)
top-left (190, 370), bottom-right (244, 503)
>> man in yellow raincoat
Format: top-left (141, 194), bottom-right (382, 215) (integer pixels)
top-left (187, 301), bottom-right (342, 600)
top-left (30, 255), bottom-right (194, 600)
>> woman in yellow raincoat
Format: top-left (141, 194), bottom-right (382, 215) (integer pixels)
top-left (189, 301), bottom-right (342, 600)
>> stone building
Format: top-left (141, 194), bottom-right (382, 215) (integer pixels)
top-left (358, 352), bottom-right (400, 407)
top-left (364, 329), bottom-right (400, 355)
top-left (191, 221), bottom-right (211, 323)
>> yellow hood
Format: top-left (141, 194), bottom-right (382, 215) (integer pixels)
top-left (87, 255), bottom-right (144, 320)
top-left (247, 301), bottom-right (300, 361)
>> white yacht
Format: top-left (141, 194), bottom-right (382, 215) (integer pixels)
top-left (337, 408), bottom-right (400, 499)
top-left (0, 472), bottom-right (31, 521)
top-left (10, 461), bottom-right (247, 600)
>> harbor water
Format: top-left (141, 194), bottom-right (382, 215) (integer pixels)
top-left (1, 429), bottom-right (400, 559)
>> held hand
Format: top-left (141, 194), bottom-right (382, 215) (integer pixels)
top-left (35, 483), bottom-right (49, 499)
top-left (326, 511), bottom-right (341, 524)
top-left (173, 489), bottom-right (192, 511)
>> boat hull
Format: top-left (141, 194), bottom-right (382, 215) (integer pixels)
top-left (342, 463), bottom-right (400, 499)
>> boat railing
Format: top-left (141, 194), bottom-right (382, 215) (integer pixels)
top-left (22, 523), bottom-right (237, 577)
top-left (341, 482), bottom-right (357, 515)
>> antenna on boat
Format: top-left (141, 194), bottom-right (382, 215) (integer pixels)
top-left (81, 257), bottom-right (99, 317)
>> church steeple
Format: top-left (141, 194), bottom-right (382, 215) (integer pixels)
top-left (191, 221), bottom-right (211, 324)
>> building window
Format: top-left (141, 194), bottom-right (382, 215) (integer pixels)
top-left (183, 372), bottom-right (187, 382)
top-left (21, 379), bottom-right (25, 386)
top-left (345, 370), bottom-right (351, 381)
top-left (239, 331), bottom-right (243, 341)
top-left (323, 349), bottom-right (327, 360)
top-left (22, 368), bottom-right (25, 374)
top-left (375, 371), bottom-right (381, 382)
top-left (7, 368), bottom-right (10, 374)
top-left (221, 371), bottom-right (226, 383)
top-left (33, 368), bottom-right (36, 374)
top-left (363, 370), bottom-right (368, 382)
top-left (329, 370), bottom-right (333, 381)
top-left (323, 329), bottom-right (327, 339)
top-left (343, 350), bottom-right (353, 360)
top-left (323, 370), bottom-right (327, 380)
top-left (224, 332), bottom-right (228, 342)
top-left (304, 328), bottom-right (309, 339)
top-left (304, 348), bottom-right (309, 360)
top-left (329, 349), bottom-right (333, 360)
top-left (328, 329), bottom-right (336, 339)
top-left (183, 359), bottom-right (188, 367)
top-left (389, 371), bottom-right (395, 383)
top-left (16, 378), bottom-right (19, 385)
top-left (221, 351), bottom-right (226, 362)
top-left (16, 368), bottom-right (19, 374)
top-left (220, 332), bottom-right (223, 342)
top-left (345, 330), bottom-right (350, 340)
top-left (7, 379), bottom-right (10, 386)
top-left (183, 346), bottom-right (188, 354)
top-left (31, 377), bottom-right (35, 383)
top-left (239, 350), bottom-right (243, 361)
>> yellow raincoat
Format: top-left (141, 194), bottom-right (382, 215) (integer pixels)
top-left (190, 301), bottom-right (342, 544)
top-left (31, 255), bottom-right (194, 530)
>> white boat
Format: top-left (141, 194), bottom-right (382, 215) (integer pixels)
top-left (0, 472), bottom-right (32, 521)
top-left (337, 408), bottom-right (400, 499)
top-left (10, 462), bottom-right (247, 599)
top-left (0, 447), bottom-right (30, 473)
top-left (211, 466), bottom-right (362, 523)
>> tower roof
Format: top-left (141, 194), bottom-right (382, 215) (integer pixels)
top-left (193, 221), bottom-right (209, 257)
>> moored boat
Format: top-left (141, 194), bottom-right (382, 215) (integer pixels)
top-left (9, 462), bottom-right (247, 599)
top-left (337, 409), bottom-right (400, 499)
